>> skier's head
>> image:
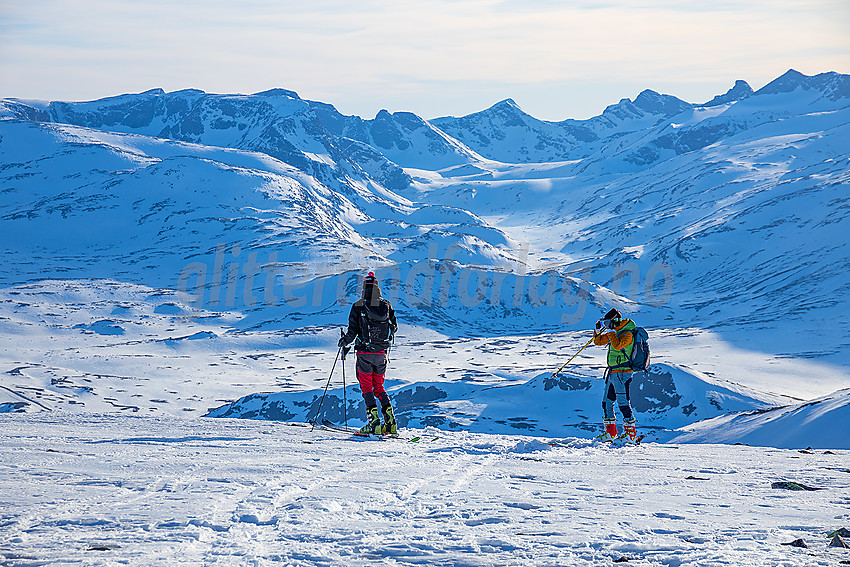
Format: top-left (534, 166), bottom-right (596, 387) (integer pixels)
top-left (363, 271), bottom-right (381, 302)
top-left (603, 308), bottom-right (622, 328)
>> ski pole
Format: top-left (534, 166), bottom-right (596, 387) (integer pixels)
top-left (311, 344), bottom-right (342, 431)
top-left (549, 334), bottom-right (597, 379)
top-left (342, 345), bottom-right (351, 428)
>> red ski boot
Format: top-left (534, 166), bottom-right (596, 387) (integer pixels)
top-left (598, 419), bottom-right (618, 442)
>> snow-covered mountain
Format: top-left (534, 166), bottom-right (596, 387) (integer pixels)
top-left (407, 70), bottom-right (850, 366)
top-left (2, 69), bottom-right (849, 448)
top-left (429, 90), bottom-right (693, 164)
top-left (669, 388), bottom-right (850, 449)
top-left (0, 87), bottom-right (482, 191)
top-left (431, 70), bottom-right (850, 166)
top-left (0, 119), bottom-right (516, 298)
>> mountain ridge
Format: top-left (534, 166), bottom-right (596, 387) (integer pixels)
top-left (5, 69), bottom-right (848, 173)
top-left (1, 70), bottom-right (849, 447)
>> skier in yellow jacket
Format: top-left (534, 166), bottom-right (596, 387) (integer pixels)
top-left (593, 308), bottom-right (638, 441)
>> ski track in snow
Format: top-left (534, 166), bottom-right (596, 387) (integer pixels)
top-left (1, 413), bottom-right (849, 566)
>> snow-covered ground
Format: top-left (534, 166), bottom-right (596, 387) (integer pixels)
top-left (2, 279), bottom-right (849, 449)
top-left (2, 71), bottom-right (850, 565)
top-left (2, 413), bottom-right (848, 566)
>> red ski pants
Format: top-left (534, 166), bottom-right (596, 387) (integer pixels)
top-left (356, 352), bottom-right (389, 408)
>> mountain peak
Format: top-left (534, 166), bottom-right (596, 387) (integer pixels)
top-left (754, 69), bottom-right (850, 101)
top-left (633, 89), bottom-right (691, 115)
top-left (487, 98), bottom-right (522, 112)
top-left (253, 88), bottom-right (301, 99)
top-left (756, 69), bottom-right (809, 95)
top-left (703, 80), bottom-right (754, 107)
top-left (778, 68), bottom-right (807, 81)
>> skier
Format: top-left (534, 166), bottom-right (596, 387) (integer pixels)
top-left (339, 272), bottom-right (399, 435)
top-left (593, 308), bottom-right (638, 442)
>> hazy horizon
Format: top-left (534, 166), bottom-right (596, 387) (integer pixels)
top-left (2, 0), bottom-right (849, 121)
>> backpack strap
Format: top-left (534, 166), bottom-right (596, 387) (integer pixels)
top-left (612, 328), bottom-right (634, 370)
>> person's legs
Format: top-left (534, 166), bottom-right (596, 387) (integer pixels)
top-left (356, 354), bottom-right (377, 409)
top-left (610, 373), bottom-right (633, 421)
top-left (612, 373), bottom-right (637, 440)
top-left (602, 372), bottom-right (618, 438)
top-left (356, 354), bottom-right (381, 432)
top-left (367, 354), bottom-right (396, 434)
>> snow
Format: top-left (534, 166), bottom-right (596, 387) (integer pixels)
top-left (670, 389), bottom-right (850, 449)
top-left (2, 413), bottom-right (848, 566)
top-left (2, 70), bottom-right (850, 564)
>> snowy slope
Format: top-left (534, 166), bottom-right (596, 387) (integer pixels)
top-left (0, 120), bottom-right (367, 288)
top-left (12, 279), bottom-right (847, 447)
top-left (406, 72), bottom-right (850, 366)
top-left (0, 120), bottom-right (519, 299)
top-left (207, 363), bottom-right (786, 438)
top-left (669, 388), bottom-right (850, 449)
top-left (1, 413), bottom-right (849, 566)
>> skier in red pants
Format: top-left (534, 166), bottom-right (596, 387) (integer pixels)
top-left (339, 272), bottom-right (398, 434)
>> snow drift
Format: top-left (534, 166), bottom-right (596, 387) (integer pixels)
top-left (669, 388), bottom-right (850, 449)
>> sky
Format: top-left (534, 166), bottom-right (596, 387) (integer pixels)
top-left (1, 0), bottom-right (849, 121)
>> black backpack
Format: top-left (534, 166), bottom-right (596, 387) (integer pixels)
top-left (629, 327), bottom-right (651, 371)
top-left (359, 301), bottom-right (393, 350)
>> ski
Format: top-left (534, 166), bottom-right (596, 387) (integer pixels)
top-left (319, 419), bottom-right (396, 440)
top-left (604, 434), bottom-right (644, 446)
top-left (314, 419), bottom-right (436, 443)
top-left (548, 434), bottom-right (645, 449)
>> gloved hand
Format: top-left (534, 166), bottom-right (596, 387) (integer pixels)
top-left (595, 319), bottom-right (608, 334)
top-left (338, 334), bottom-right (347, 348)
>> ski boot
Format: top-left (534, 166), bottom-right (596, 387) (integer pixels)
top-left (597, 418), bottom-right (618, 442)
top-left (380, 405), bottom-right (397, 435)
top-left (623, 418), bottom-right (637, 442)
top-left (359, 406), bottom-right (381, 435)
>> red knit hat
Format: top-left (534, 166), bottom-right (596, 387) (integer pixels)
top-left (363, 271), bottom-right (378, 288)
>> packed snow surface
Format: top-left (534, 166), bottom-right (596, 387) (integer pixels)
top-left (2, 413), bottom-right (849, 566)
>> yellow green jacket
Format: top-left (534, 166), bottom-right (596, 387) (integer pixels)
top-left (593, 319), bottom-right (635, 373)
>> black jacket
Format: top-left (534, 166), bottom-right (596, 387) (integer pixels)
top-left (342, 297), bottom-right (398, 353)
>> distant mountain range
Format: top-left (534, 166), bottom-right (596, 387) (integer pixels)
top-left (2, 69), bottom-right (849, 352)
top-left (6, 70), bottom-right (848, 176)
top-left (2, 70), bottom-right (849, 446)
